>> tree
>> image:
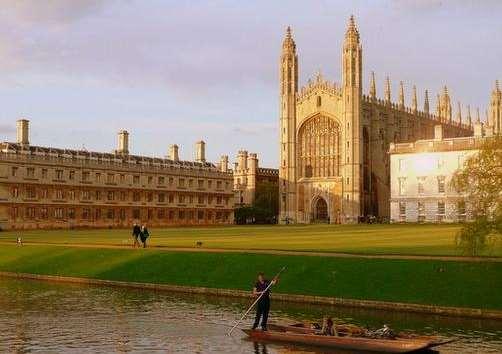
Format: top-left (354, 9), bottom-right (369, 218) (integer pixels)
top-left (451, 136), bottom-right (502, 255)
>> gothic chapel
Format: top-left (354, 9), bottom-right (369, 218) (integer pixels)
top-left (278, 16), bottom-right (472, 224)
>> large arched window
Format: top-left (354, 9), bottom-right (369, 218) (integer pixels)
top-left (298, 115), bottom-right (340, 178)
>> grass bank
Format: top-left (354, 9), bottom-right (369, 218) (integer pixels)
top-left (0, 244), bottom-right (500, 310)
top-left (3, 223), bottom-right (500, 257)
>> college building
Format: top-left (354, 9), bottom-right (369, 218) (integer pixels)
top-left (389, 123), bottom-right (495, 223)
top-left (0, 120), bottom-right (234, 230)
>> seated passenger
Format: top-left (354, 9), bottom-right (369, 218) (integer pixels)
top-left (321, 317), bottom-right (337, 336)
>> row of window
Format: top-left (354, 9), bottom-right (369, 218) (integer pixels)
top-left (10, 187), bottom-right (231, 205)
top-left (398, 176), bottom-right (446, 195)
top-left (10, 166), bottom-right (230, 190)
top-left (11, 206), bottom-right (231, 221)
top-left (398, 200), bottom-right (466, 219)
top-left (397, 155), bottom-right (465, 171)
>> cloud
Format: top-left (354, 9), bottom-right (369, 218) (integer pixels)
top-left (232, 124), bottom-right (275, 136)
top-left (0, 124), bottom-right (16, 137)
top-left (2, 0), bottom-right (107, 25)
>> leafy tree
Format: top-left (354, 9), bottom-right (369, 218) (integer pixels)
top-left (451, 136), bottom-right (502, 255)
top-left (254, 181), bottom-right (279, 218)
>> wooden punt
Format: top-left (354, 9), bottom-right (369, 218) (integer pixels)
top-left (242, 329), bottom-right (432, 353)
top-left (268, 323), bottom-right (454, 348)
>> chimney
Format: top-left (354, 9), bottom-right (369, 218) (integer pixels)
top-left (116, 130), bottom-right (129, 154)
top-left (220, 155), bottom-right (229, 172)
top-left (195, 140), bottom-right (206, 163)
top-left (16, 119), bottom-right (29, 146)
top-left (169, 144), bottom-right (179, 162)
top-left (434, 125), bottom-right (443, 140)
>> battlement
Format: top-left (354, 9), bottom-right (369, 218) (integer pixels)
top-left (389, 135), bottom-right (493, 155)
top-left (257, 167), bottom-right (279, 177)
top-left (0, 142), bottom-right (230, 176)
top-left (297, 71), bottom-right (340, 103)
top-left (361, 94), bottom-right (473, 132)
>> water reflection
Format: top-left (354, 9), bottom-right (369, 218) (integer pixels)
top-left (0, 278), bottom-right (500, 353)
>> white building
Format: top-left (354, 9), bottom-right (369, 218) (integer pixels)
top-left (389, 124), bottom-right (491, 223)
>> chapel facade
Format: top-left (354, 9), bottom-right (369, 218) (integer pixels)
top-left (279, 16), bottom-right (473, 224)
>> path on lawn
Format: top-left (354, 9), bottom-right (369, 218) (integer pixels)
top-left (1, 240), bottom-right (501, 262)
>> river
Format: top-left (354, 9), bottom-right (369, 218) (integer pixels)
top-left (0, 278), bottom-right (500, 353)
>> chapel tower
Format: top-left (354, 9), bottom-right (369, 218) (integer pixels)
top-left (489, 80), bottom-right (501, 135)
top-left (341, 15), bottom-right (363, 221)
top-left (279, 27), bottom-right (298, 223)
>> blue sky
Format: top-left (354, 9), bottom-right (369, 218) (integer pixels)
top-left (0, 0), bottom-right (500, 167)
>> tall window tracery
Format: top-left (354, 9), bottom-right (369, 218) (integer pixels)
top-left (298, 115), bottom-right (340, 178)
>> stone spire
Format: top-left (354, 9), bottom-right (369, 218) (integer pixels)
top-left (398, 81), bottom-right (405, 109)
top-left (342, 15), bottom-right (362, 90)
top-left (438, 86), bottom-right (452, 122)
top-left (385, 76), bottom-right (391, 103)
top-left (476, 107), bottom-right (481, 123)
top-left (424, 89), bottom-right (430, 114)
top-left (369, 71), bottom-right (376, 99)
top-left (412, 85), bottom-right (417, 113)
top-left (467, 105), bottom-right (472, 126)
top-left (436, 93), bottom-right (441, 117)
top-left (456, 101), bottom-right (462, 124)
top-left (282, 26), bottom-right (296, 52)
top-left (345, 15), bottom-right (360, 43)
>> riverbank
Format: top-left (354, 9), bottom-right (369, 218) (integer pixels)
top-left (0, 244), bottom-right (501, 318)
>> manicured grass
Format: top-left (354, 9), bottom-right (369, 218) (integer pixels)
top-left (0, 244), bottom-right (500, 310)
top-left (2, 224), bottom-right (501, 257)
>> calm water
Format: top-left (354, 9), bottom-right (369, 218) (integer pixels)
top-left (0, 278), bottom-right (501, 353)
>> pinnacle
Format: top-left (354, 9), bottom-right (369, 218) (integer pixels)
top-left (345, 15), bottom-right (359, 37)
top-left (496, 79), bottom-right (500, 92)
top-left (286, 26), bottom-right (291, 38)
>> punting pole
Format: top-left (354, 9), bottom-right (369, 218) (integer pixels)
top-left (227, 266), bottom-right (286, 336)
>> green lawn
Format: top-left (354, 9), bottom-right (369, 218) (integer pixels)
top-left (1, 224), bottom-right (501, 257)
top-left (0, 244), bottom-right (500, 310)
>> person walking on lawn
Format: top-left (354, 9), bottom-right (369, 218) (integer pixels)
top-left (252, 272), bottom-right (278, 331)
top-left (140, 224), bottom-right (149, 248)
top-left (132, 222), bottom-right (141, 248)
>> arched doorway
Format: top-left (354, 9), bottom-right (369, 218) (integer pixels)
top-left (313, 197), bottom-right (329, 223)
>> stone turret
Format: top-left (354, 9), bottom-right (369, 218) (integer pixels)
top-left (489, 79), bottom-right (501, 135)
top-left (412, 85), bottom-right (417, 113)
top-left (385, 76), bottom-right (391, 103)
top-left (279, 25), bottom-right (298, 223)
top-left (398, 81), bottom-right (405, 109)
top-left (456, 102), bottom-right (462, 125)
top-left (438, 86), bottom-right (452, 122)
top-left (369, 71), bottom-right (376, 99)
top-left (424, 90), bottom-right (430, 114)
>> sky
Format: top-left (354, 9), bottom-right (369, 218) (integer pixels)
top-left (0, 0), bottom-right (500, 167)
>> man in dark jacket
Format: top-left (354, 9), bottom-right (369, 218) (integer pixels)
top-left (252, 272), bottom-right (277, 331)
top-left (132, 223), bottom-right (141, 248)
top-left (140, 224), bottom-right (149, 248)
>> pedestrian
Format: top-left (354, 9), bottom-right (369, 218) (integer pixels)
top-left (132, 222), bottom-right (141, 248)
top-left (252, 272), bottom-right (278, 331)
top-left (140, 224), bottom-right (149, 248)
